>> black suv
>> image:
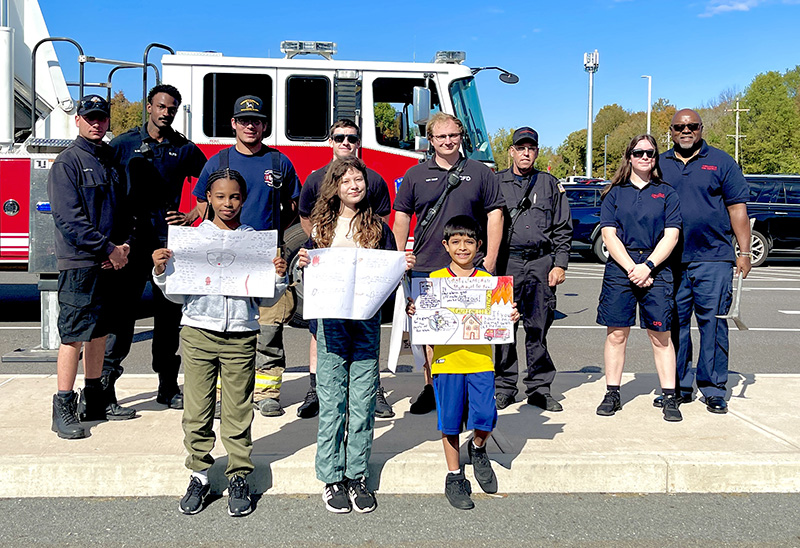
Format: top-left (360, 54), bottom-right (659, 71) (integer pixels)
top-left (743, 174), bottom-right (800, 267)
top-left (564, 182), bottom-right (608, 262)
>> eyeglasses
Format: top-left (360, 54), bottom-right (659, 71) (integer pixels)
top-left (512, 145), bottom-right (538, 154)
top-left (671, 123), bottom-right (701, 132)
top-left (432, 132), bottom-right (462, 142)
top-left (235, 117), bottom-right (263, 127)
top-left (631, 149), bottom-right (657, 159)
top-left (332, 134), bottom-right (359, 144)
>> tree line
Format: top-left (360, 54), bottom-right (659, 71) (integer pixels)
top-left (491, 66), bottom-right (800, 178)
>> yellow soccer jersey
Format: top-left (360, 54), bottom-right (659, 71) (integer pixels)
top-left (429, 267), bottom-right (494, 375)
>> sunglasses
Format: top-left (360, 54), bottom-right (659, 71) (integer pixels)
top-left (332, 134), bottom-right (359, 144)
top-left (631, 149), bottom-right (657, 159)
top-left (671, 123), bottom-right (701, 132)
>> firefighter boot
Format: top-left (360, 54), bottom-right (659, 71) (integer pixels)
top-left (101, 369), bottom-right (137, 420)
top-left (52, 392), bottom-right (86, 439)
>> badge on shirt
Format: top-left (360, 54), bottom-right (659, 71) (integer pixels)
top-left (557, 183), bottom-right (566, 193)
top-left (264, 170), bottom-right (274, 187)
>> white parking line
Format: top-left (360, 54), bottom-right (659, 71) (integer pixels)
top-left (778, 311), bottom-right (800, 315)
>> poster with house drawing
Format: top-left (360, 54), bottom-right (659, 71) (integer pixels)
top-left (303, 247), bottom-right (408, 320)
top-left (409, 276), bottom-right (515, 345)
top-left (165, 226), bottom-right (278, 297)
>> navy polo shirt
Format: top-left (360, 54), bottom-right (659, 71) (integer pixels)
top-left (299, 161), bottom-right (391, 218)
top-left (110, 124), bottom-right (207, 248)
top-left (192, 146), bottom-right (301, 231)
top-left (393, 155), bottom-right (504, 270)
top-left (660, 141), bottom-right (748, 263)
top-left (599, 180), bottom-right (681, 250)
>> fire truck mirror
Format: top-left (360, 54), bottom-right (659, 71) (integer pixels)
top-left (412, 87), bottom-right (431, 125)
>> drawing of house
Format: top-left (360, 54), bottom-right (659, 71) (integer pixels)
top-left (462, 313), bottom-right (482, 340)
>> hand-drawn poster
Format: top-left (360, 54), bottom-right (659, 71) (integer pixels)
top-left (303, 248), bottom-right (407, 320)
top-left (409, 276), bottom-right (515, 345)
top-left (165, 226), bottom-right (278, 297)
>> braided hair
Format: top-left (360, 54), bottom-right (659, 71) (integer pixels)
top-left (204, 168), bottom-right (248, 221)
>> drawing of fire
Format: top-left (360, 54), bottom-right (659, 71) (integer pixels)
top-left (490, 276), bottom-right (513, 305)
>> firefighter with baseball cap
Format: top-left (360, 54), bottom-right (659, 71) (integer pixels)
top-left (494, 127), bottom-right (573, 412)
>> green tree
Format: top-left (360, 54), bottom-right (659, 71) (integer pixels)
top-left (110, 91), bottom-right (142, 137)
top-left (374, 102), bottom-right (399, 141)
top-left (489, 127), bottom-right (513, 171)
top-left (740, 70), bottom-right (800, 173)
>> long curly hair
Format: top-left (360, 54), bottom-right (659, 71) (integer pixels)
top-left (309, 157), bottom-right (383, 249)
top-left (602, 134), bottom-right (663, 198)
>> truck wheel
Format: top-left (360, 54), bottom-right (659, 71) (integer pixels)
top-left (593, 236), bottom-right (609, 264)
top-left (283, 224), bottom-right (309, 328)
top-left (736, 229), bottom-right (768, 267)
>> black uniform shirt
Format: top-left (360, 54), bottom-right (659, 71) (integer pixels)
top-left (497, 168), bottom-right (572, 270)
top-left (110, 124), bottom-right (207, 249)
top-left (299, 161), bottom-right (392, 218)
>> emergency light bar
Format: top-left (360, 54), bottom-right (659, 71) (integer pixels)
top-left (280, 41), bottom-right (337, 60)
top-left (433, 51), bottom-right (466, 64)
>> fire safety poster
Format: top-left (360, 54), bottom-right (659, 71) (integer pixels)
top-left (409, 276), bottom-right (515, 345)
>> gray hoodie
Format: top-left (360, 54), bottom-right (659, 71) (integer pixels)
top-left (152, 221), bottom-right (288, 333)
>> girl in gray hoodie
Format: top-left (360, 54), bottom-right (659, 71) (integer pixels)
top-left (152, 168), bottom-right (288, 517)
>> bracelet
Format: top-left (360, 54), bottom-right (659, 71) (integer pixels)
top-left (644, 260), bottom-right (655, 270)
top-left (739, 252), bottom-right (751, 257)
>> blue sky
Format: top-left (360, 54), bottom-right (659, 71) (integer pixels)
top-left (38, 0), bottom-right (800, 149)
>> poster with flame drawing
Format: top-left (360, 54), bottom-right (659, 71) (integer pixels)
top-left (409, 276), bottom-right (515, 345)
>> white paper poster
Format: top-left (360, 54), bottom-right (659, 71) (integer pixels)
top-left (165, 226), bottom-right (278, 297)
top-left (303, 248), bottom-right (407, 320)
top-left (409, 275), bottom-right (515, 345)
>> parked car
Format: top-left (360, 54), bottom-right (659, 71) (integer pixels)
top-left (742, 174), bottom-right (800, 267)
top-left (564, 182), bottom-right (609, 262)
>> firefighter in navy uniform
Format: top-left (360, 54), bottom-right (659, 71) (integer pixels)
top-left (103, 84), bottom-right (207, 415)
top-left (494, 127), bottom-right (572, 411)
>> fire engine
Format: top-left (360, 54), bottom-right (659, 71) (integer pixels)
top-left (0, 0), bottom-right (517, 346)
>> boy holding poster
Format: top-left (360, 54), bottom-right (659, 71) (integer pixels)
top-left (407, 215), bottom-right (519, 510)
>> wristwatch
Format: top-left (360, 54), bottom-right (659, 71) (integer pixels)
top-left (644, 260), bottom-right (655, 270)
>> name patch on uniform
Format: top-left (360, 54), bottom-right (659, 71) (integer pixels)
top-left (651, 193), bottom-right (665, 199)
top-left (701, 165), bottom-right (718, 171)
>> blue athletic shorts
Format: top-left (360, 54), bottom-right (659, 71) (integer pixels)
top-left (596, 258), bottom-right (673, 331)
top-left (432, 371), bottom-right (497, 435)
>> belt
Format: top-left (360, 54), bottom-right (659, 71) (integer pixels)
top-left (507, 246), bottom-right (551, 261)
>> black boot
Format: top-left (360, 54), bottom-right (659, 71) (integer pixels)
top-left (77, 384), bottom-right (108, 422)
top-left (52, 392), bottom-right (86, 439)
top-left (101, 370), bottom-right (137, 420)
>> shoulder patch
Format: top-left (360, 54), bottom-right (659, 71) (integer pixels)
top-left (557, 183), bottom-right (566, 193)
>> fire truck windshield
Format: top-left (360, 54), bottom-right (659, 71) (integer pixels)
top-left (449, 77), bottom-right (494, 164)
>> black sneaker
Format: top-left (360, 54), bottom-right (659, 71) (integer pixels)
top-left (347, 477), bottom-right (377, 513)
top-left (297, 388), bottom-right (319, 419)
top-left (179, 476), bottom-right (210, 515)
top-left (527, 392), bottom-right (563, 412)
top-left (227, 475), bottom-right (253, 517)
top-left (467, 442), bottom-right (498, 494)
top-left (409, 384), bottom-right (436, 415)
top-left (596, 390), bottom-right (622, 416)
top-left (662, 394), bottom-right (683, 422)
top-left (374, 386), bottom-right (395, 418)
top-left (322, 481), bottom-right (351, 514)
top-left (444, 471), bottom-right (474, 510)
top-left (653, 392), bottom-right (692, 408)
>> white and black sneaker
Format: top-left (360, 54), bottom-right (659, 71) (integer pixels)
top-left (227, 475), bottom-right (253, 517)
top-left (179, 476), bottom-right (210, 515)
top-left (347, 477), bottom-right (377, 513)
top-left (322, 481), bottom-right (351, 514)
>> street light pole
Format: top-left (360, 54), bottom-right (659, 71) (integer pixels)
top-left (641, 75), bottom-right (652, 135)
top-left (584, 50), bottom-right (599, 177)
top-left (604, 134), bottom-right (608, 180)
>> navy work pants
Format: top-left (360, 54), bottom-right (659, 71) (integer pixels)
top-left (673, 261), bottom-right (733, 399)
top-left (494, 255), bottom-right (557, 398)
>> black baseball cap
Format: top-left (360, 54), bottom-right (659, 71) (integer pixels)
top-left (512, 127), bottom-right (539, 146)
top-left (232, 95), bottom-right (267, 119)
top-left (77, 95), bottom-right (110, 117)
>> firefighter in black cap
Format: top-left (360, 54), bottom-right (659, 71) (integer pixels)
top-left (494, 127), bottom-right (572, 412)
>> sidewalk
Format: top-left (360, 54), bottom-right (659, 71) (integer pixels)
top-left (1, 371), bottom-right (799, 498)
